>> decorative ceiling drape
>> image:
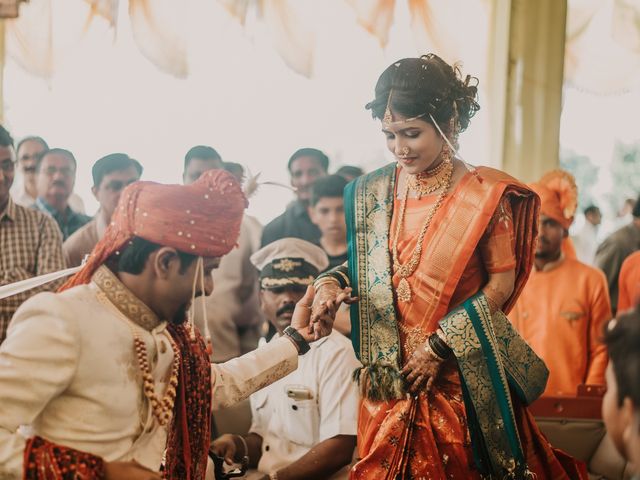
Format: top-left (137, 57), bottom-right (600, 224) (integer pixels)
top-left (4, 0), bottom-right (640, 94)
top-left (564, 0), bottom-right (640, 94)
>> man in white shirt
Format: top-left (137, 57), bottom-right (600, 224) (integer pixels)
top-left (212, 238), bottom-right (360, 480)
top-left (572, 205), bottom-right (601, 266)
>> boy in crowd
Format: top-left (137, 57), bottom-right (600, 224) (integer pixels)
top-left (308, 175), bottom-right (348, 270)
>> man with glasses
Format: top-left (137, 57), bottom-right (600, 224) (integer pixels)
top-left (12, 136), bottom-right (85, 213)
top-left (33, 148), bottom-right (91, 240)
top-left (0, 126), bottom-right (65, 343)
top-left (63, 154), bottom-right (143, 267)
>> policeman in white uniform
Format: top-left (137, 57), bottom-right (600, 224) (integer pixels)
top-left (211, 238), bottom-right (361, 480)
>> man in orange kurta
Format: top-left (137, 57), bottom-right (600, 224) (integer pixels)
top-left (511, 171), bottom-right (612, 396)
top-left (618, 251), bottom-right (640, 313)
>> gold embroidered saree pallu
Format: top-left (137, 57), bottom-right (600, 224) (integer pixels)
top-left (439, 293), bottom-right (549, 478)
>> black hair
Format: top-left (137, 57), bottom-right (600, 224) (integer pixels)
top-left (110, 236), bottom-right (197, 275)
top-left (222, 161), bottom-right (244, 179)
top-left (633, 195), bottom-right (640, 219)
top-left (184, 145), bottom-right (222, 171)
top-left (366, 54), bottom-right (480, 137)
top-left (92, 153), bottom-right (143, 187)
top-left (604, 305), bottom-right (640, 406)
top-left (584, 205), bottom-right (600, 216)
top-left (310, 174), bottom-right (348, 207)
top-left (16, 135), bottom-right (47, 153)
top-left (335, 165), bottom-right (364, 180)
top-left (287, 148), bottom-right (329, 173)
top-left (0, 126), bottom-right (14, 148)
top-left (36, 148), bottom-right (77, 171)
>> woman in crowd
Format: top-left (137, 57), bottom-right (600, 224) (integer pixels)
top-left (311, 54), bottom-right (586, 479)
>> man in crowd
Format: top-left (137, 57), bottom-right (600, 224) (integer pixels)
top-left (602, 306), bottom-right (640, 479)
top-left (12, 136), bottom-right (85, 213)
top-left (222, 161), bottom-right (245, 183)
top-left (0, 170), bottom-right (343, 479)
top-left (64, 153), bottom-right (142, 266)
top-left (595, 195), bottom-right (640, 314)
top-left (33, 148), bottom-right (91, 240)
top-left (261, 148), bottom-right (328, 247)
top-left (0, 126), bottom-right (65, 344)
top-left (212, 238), bottom-right (359, 479)
top-left (572, 205), bottom-right (601, 266)
top-left (618, 251), bottom-right (640, 314)
top-left (511, 170), bottom-right (611, 396)
top-left (334, 165), bottom-right (363, 183)
top-left (183, 145), bottom-right (222, 184)
top-left (183, 146), bottom-right (264, 361)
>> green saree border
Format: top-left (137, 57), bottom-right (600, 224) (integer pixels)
top-left (345, 164), bottom-right (405, 401)
top-left (439, 293), bottom-right (547, 477)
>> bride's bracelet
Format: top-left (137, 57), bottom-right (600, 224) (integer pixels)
top-left (428, 332), bottom-right (453, 360)
top-left (313, 277), bottom-right (340, 291)
top-left (314, 266), bottom-right (350, 290)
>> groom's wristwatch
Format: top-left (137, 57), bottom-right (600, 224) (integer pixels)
top-left (283, 326), bottom-right (311, 355)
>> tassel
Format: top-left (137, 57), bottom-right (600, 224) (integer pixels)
top-left (243, 167), bottom-right (296, 199)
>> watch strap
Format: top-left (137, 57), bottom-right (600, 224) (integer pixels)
top-left (283, 326), bottom-right (311, 355)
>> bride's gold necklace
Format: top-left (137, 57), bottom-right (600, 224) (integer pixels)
top-left (406, 156), bottom-right (452, 198)
top-left (392, 151), bottom-right (453, 303)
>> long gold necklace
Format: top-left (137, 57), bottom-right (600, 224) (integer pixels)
top-left (392, 156), bottom-right (453, 303)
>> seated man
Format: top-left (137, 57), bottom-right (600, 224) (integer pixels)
top-left (63, 153), bottom-right (142, 266)
top-left (511, 170), bottom-right (612, 396)
top-left (212, 238), bottom-right (360, 479)
top-left (602, 305), bottom-right (640, 478)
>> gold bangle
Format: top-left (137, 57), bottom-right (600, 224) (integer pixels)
top-left (313, 278), bottom-right (340, 290)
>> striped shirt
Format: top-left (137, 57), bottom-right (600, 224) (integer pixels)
top-left (0, 197), bottom-right (66, 342)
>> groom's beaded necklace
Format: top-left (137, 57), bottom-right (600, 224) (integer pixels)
top-left (96, 290), bottom-right (180, 426)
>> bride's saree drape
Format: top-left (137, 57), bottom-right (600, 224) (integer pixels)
top-left (343, 164), bottom-right (586, 478)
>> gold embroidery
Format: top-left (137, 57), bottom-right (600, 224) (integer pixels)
top-left (560, 310), bottom-right (584, 325)
top-left (261, 276), bottom-right (314, 288)
top-left (272, 259), bottom-right (301, 272)
top-left (398, 322), bottom-right (428, 356)
top-left (92, 266), bottom-right (161, 331)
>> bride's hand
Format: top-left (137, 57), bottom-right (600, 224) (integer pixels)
top-left (401, 343), bottom-right (445, 394)
top-left (309, 282), bottom-right (357, 340)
